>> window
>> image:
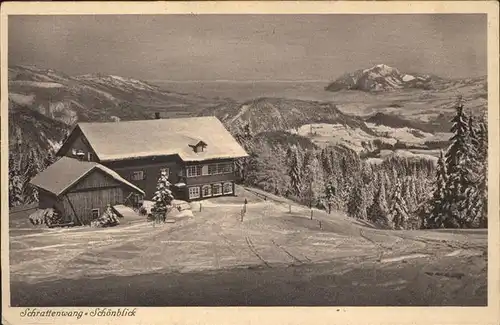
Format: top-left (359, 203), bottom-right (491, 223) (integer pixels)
top-left (91, 208), bottom-right (100, 220)
top-left (202, 165), bottom-right (209, 176)
top-left (202, 185), bottom-right (212, 197)
top-left (208, 164), bottom-right (218, 175)
top-left (186, 165), bottom-right (202, 177)
top-left (131, 170), bottom-right (145, 181)
top-left (207, 163), bottom-right (233, 175)
top-left (222, 163), bottom-right (233, 174)
top-left (223, 182), bottom-right (233, 194)
top-left (212, 184), bottom-right (222, 196)
top-left (191, 142), bottom-right (207, 153)
top-left (188, 186), bottom-right (200, 199)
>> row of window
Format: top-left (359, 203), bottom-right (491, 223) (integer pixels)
top-left (188, 182), bottom-right (233, 199)
top-left (186, 163), bottom-right (233, 178)
top-left (129, 163), bottom-right (232, 182)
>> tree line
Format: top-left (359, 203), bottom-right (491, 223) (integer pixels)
top-left (233, 100), bottom-right (487, 230)
top-left (423, 100), bottom-right (488, 228)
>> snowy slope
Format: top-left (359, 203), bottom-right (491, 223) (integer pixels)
top-left (199, 97), bottom-right (374, 136)
top-left (365, 122), bottom-right (434, 145)
top-left (290, 123), bottom-right (396, 152)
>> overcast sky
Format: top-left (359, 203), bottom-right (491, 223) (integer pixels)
top-left (9, 14), bottom-right (486, 81)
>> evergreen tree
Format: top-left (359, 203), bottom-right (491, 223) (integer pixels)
top-left (426, 150), bottom-right (448, 228)
top-left (367, 173), bottom-right (389, 227)
top-left (347, 178), bottom-right (367, 220)
top-left (303, 151), bottom-right (325, 207)
top-left (151, 169), bottom-right (174, 223)
top-left (320, 148), bottom-right (333, 177)
top-left (287, 145), bottom-right (303, 197)
top-left (443, 100), bottom-right (470, 227)
top-left (463, 114), bottom-right (488, 227)
top-left (477, 114), bottom-right (488, 227)
top-left (403, 176), bottom-right (418, 216)
top-left (388, 178), bottom-right (409, 229)
top-left (22, 149), bottom-right (41, 204)
top-left (460, 115), bottom-right (483, 227)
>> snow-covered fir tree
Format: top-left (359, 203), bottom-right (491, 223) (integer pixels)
top-left (388, 178), bottom-right (409, 229)
top-left (347, 178), bottom-right (367, 220)
top-left (476, 114), bottom-right (488, 227)
top-left (462, 113), bottom-right (488, 227)
top-left (287, 145), bottom-right (303, 197)
top-left (303, 151), bottom-right (325, 208)
top-left (425, 150), bottom-right (448, 228)
top-left (22, 149), bottom-right (42, 203)
top-left (320, 148), bottom-right (333, 177)
top-left (443, 99), bottom-right (470, 227)
top-left (461, 115), bottom-right (483, 227)
top-left (151, 169), bottom-right (174, 223)
top-left (367, 172), bottom-right (389, 227)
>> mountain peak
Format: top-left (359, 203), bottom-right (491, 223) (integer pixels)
top-left (326, 64), bottom-right (443, 92)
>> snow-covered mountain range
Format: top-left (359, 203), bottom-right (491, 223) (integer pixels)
top-left (9, 64), bottom-right (481, 206)
top-left (8, 65), bottom-right (222, 125)
top-left (325, 64), bottom-right (447, 92)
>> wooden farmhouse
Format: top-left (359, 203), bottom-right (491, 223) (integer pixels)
top-left (30, 156), bottom-right (145, 225)
top-left (54, 116), bottom-right (249, 201)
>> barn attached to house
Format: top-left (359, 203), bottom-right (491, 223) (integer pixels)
top-left (55, 116), bottom-right (249, 201)
top-left (30, 156), bottom-right (145, 225)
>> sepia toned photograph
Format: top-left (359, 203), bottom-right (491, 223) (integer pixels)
top-left (1, 3), bottom-right (498, 321)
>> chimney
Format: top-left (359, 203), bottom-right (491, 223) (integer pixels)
top-left (154, 112), bottom-right (161, 120)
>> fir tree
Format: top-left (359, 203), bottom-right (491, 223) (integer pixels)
top-left (303, 151), bottom-right (325, 208)
top-left (463, 114), bottom-right (488, 227)
top-left (426, 151), bottom-right (448, 228)
top-left (22, 149), bottom-right (41, 204)
top-left (388, 178), bottom-right (409, 229)
top-left (443, 100), bottom-right (470, 227)
top-left (461, 115), bottom-right (483, 227)
top-left (477, 114), bottom-right (488, 227)
top-left (367, 173), bottom-right (389, 227)
top-left (321, 148), bottom-right (333, 177)
top-left (151, 169), bottom-right (174, 223)
top-left (347, 178), bottom-right (367, 220)
top-left (287, 145), bottom-right (303, 197)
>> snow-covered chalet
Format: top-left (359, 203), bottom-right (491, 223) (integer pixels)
top-left (54, 115), bottom-right (249, 201)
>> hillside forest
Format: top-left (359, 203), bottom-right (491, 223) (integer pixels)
top-left (233, 100), bottom-right (488, 230)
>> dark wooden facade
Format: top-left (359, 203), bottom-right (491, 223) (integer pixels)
top-left (105, 156), bottom-right (238, 201)
top-left (38, 169), bottom-right (141, 225)
top-left (58, 131), bottom-right (239, 201)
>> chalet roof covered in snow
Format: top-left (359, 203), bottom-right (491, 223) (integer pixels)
top-left (66, 116), bottom-right (248, 162)
top-left (30, 157), bottom-right (145, 196)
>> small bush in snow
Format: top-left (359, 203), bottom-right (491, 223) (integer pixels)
top-left (29, 208), bottom-right (64, 227)
top-left (138, 206), bottom-right (147, 216)
top-left (29, 209), bottom-right (48, 225)
top-left (91, 206), bottom-right (120, 228)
